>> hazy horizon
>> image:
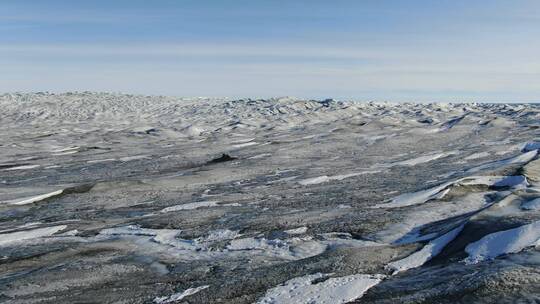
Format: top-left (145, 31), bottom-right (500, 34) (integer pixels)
top-left (2, 0), bottom-right (540, 102)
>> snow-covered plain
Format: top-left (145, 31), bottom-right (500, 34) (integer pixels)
top-left (1, 93), bottom-right (540, 303)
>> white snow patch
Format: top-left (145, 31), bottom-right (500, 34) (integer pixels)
top-left (0, 225), bottom-right (67, 246)
top-left (464, 152), bottom-right (491, 160)
top-left (232, 141), bottom-right (258, 148)
top-left (394, 151), bottom-right (457, 166)
top-left (100, 225), bottom-right (197, 250)
top-left (373, 182), bottom-right (452, 209)
top-left (332, 172), bottom-right (380, 180)
top-left (284, 227), bottom-right (308, 235)
top-left (249, 153), bottom-right (272, 159)
top-left (197, 229), bottom-right (241, 243)
top-left (467, 150), bottom-right (537, 173)
top-left (2, 164), bottom-right (40, 171)
top-left (298, 175), bottom-right (330, 185)
top-left (256, 273), bottom-right (384, 304)
top-left (100, 226), bottom-right (241, 253)
top-left (226, 237), bottom-right (327, 260)
top-left (100, 225), bottom-right (331, 261)
top-left (182, 125), bottom-right (206, 137)
top-left (374, 175), bottom-right (527, 209)
top-left (160, 201), bottom-right (220, 212)
top-left (59, 229), bottom-right (80, 236)
top-left (52, 150), bottom-right (78, 156)
top-left (374, 192), bottom-right (490, 244)
top-left (222, 202), bottom-right (242, 207)
top-left (87, 158), bottom-right (116, 164)
top-left (51, 146), bottom-right (79, 153)
top-left (464, 220), bottom-right (540, 264)
top-left (298, 171), bottom-right (380, 186)
top-left (154, 285), bottom-right (209, 303)
top-left (456, 175), bottom-right (529, 189)
top-left (386, 225), bottom-right (464, 274)
top-left (458, 175), bottom-right (529, 189)
top-left (2, 190), bottom-right (64, 205)
top-left (119, 155), bottom-right (150, 162)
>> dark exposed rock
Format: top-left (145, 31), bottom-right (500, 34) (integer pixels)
top-left (208, 153), bottom-right (237, 164)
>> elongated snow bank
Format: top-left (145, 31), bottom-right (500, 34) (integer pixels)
top-left (394, 151), bottom-right (457, 166)
top-left (386, 225), bottom-right (464, 274)
top-left (298, 171), bottom-right (380, 186)
top-left (154, 285), bottom-right (209, 303)
top-left (160, 201), bottom-right (219, 212)
top-left (373, 182), bottom-right (452, 209)
top-left (256, 273), bottom-right (384, 304)
top-left (373, 175), bottom-right (528, 209)
top-left (0, 225), bottom-right (67, 246)
top-left (464, 220), bottom-right (540, 264)
top-left (2, 190), bottom-right (64, 205)
top-left (467, 150), bottom-right (538, 173)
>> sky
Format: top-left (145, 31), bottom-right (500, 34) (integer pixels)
top-left (1, 0), bottom-right (539, 101)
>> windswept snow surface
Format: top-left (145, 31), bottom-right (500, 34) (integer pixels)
top-left (374, 175), bottom-right (529, 209)
top-left (394, 151), bottom-right (458, 166)
top-left (464, 221), bottom-right (540, 264)
top-left (374, 192), bottom-right (491, 244)
top-left (464, 152), bottom-right (491, 160)
top-left (373, 182), bottom-right (452, 209)
top-left (226, 236), bottom-right (328, 260)
top-left (154, 285), bottom-right (209, 303)
top-left (1, 93), bottom-right (540, 303)
top-left (457, 175), bottom-right (529, 188)
top-left (386, 225), bottom-right (464, 274)
top-left (2, 190), bottom-right (64, 205)
top-left (2, 164), bottom-right (41, 171)
top-left (256, 273), bottom-right (384, 304)
top-left (298, 171), bottom-right (380, 185)
top-left (466, 150), bottom-right (538, 173)
top-left (0, 225), bottom-right (67, 246)
top-left (160, 201), bottom-right (220, 212)
top-left (284, 226), bottom-right (308, 235)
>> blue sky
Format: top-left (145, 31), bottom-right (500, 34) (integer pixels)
top-left (1, 0), bottom-right (539, 101)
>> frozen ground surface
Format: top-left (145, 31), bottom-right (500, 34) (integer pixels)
top-left (1, 93), bottom-right (540, 303)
